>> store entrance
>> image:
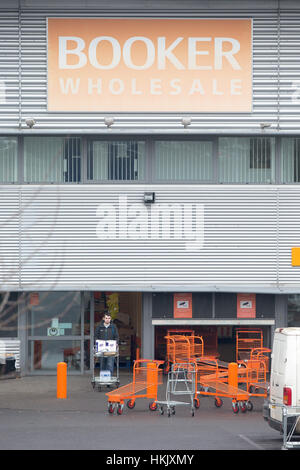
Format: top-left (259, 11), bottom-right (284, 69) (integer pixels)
top-left (93, 292), bottom-right (142, 368)
top-left (155, 325), bottom-right (271, 365)
top-left (26, 291), bottom-right (142, 374)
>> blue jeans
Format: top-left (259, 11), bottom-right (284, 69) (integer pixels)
top-left (100, 356), bottom-right (115, 376)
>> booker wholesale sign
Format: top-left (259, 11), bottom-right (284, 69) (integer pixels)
top-left (47, 18), bottom-right (252, 112)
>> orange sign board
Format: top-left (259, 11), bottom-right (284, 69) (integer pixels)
top-left (47, 18), bottom-right (252, 112)
top-left (29, 292), bottom-right (39, 306)
top-left (174, 293), bottom-right (193, 319)
top-left (237, 293), bottom-right (256, 319)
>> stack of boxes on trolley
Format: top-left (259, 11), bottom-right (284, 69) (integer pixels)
top-left (104, 328), bottom-right (271, 416)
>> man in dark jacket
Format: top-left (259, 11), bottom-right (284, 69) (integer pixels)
top-left (95, 312), bottom-right (119, 377)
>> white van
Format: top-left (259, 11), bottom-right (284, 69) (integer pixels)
top-left (263, 327), bottom-right (300, 433)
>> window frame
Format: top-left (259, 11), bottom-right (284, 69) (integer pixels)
top-left (1, 134), bottom-right (300, 185)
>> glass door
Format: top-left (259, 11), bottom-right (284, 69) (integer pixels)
top-left (27, 291), bottom-right (92, 374)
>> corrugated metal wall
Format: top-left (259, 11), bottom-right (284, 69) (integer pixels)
top-left (0, 0), bottom-right (299, 133)
top-left (0, 184), bottom-right (299, 293)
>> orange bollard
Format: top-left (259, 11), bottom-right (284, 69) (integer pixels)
top-left (146, 362), bottom-right (158, 400)
top-left (228, 362), bottom-right (238, 390)
top-left (57, 362), bottom-right (67, 399)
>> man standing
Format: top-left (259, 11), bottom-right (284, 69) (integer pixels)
top-left (95, 312), bottom-right (119, 377)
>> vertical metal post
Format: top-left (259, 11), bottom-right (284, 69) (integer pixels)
top-left (142, 293), bottom-right (154, 359)
top-left (90, 291), bottom-right (94, 373)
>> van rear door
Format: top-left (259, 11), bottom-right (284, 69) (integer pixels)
top-left (270, 333), bottom-right (286, 422)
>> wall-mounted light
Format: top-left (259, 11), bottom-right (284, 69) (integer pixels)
top-left (104, 117), bottom-right (114, 128)
top-left (181, 117), bottom-right (192, 128)
top-left (144, 192), bottom-right (155, 204)
top-left (25, 117), bottom-right (36, 128)
top-left (260, 122), bottom-right (272, 130)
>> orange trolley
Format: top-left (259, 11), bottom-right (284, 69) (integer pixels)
top-left (106, 359), bottom-right (164, 415)
top-left (236, 329), bottom-right (263, 364)
top-left (195, 359), bottom-right (251, 413)
top-left (164, 335), bottom-right (191, 373)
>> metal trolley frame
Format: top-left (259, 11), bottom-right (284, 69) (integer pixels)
top-left (91, 346), bottom-right (120, 391)
top-left (156, 362), bottom-right (196, 417)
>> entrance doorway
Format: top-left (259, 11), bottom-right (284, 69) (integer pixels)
top-left (93, 292), bottom-right (142, 368)
top-left (26, 291), bottom-right (142, 374)
top-left (154, 325), bottom-right (271, 365)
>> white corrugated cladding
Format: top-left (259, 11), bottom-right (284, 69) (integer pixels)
top-left (0, 9), bottom-right (19, 129)
top-left (0, 339), bottom-right (20, 370)
top-left (0, 187), bottom-right (20, 290)
top-left (0, 183), bottom-right (296, 293)
top-left (1, 0), bottom-right (299, 133)
top-left (1, 184), bottom-right (300, 293)
top-left (278, 187), bottom-right (300, 291)
top-left (280, 10), bottom-right (300, 131)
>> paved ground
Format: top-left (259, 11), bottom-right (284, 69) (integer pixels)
top-left (0, 372), bottom-right (283, 451)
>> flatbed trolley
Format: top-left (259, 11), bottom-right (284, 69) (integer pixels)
top-left (91, 347), bottom-right (120, 391)
top-left (155, 362), bottom-right (197, 417)
top-left (195, 358), bottom-right (251, 413)
top-left (106, 359), bottom-right (164, 415)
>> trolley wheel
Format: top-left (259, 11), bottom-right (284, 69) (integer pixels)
top-left (171, 406), bottom-right (176, 415)
top-left (248, 385), bottom-right (253, 394)
top-left (232, 402), bottom-right (239, 414)
top-left (247, 400), bottom-right (253, 412)
top-left (127, 399), bottom-right (135, 409)
top-left (149, 402), bottom-right (158, 411)
top-left (191, 408), bottom-right (195, 417)
top-left (194, 398), bottom-right (200, 409)
top-left (91, 381), bottom-right (95, 389)
top-left (160, 406), bottom-right (164, 415)
top-left (239, 401), bottom-right (247, 413)
top-left (215, 398), bottom-right (223, 408)
top-left (117, 404), bottom-right (124, 415)
top-left (167, 409), bottom-right (171, 417)
top-left (108, 403), bottom-right (115, 415)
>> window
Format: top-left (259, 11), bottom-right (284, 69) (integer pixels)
top-left (0, 137), bottom-right (17, 183)
top-left (281, 138), bottom-right (300, 183)
top-left (87, 140), bottom-right (145, 181)
top-left (0, 292), bottom-right (18, 338)
top-left (288, 295), bottom-right (300, 327)
top-left (219, 137), bottom-right (275, 183)
top-left (24, 137), bottom-right (81, 183)
top-left (154, 141), bottom-right (213, 181)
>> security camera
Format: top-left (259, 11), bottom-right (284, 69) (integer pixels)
top-left (104, 117), bottom-right (114, 128)
top-left (181, 117), bottom-right (192, 128)
top-left (25, 118), bottom-right (36, 128)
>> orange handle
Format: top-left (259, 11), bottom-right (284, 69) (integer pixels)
top-left (57, 362), bottom-right (67, 399)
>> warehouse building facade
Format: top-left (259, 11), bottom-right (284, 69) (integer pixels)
top-left (1, 0), bottom-right (300, 374)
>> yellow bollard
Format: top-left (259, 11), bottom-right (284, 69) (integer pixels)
top-left (228, 362), bottom-right (238, 390)
top-left (57, 362), bottom-right (67, 399)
